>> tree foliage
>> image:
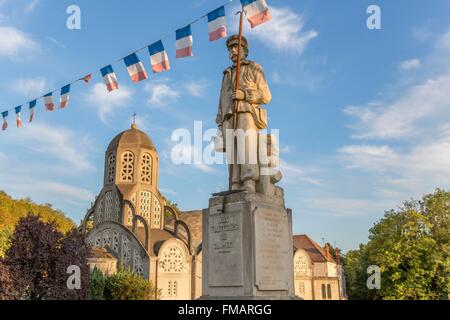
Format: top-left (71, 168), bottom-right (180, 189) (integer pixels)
top-left (0, 214), bottom-right (89, 300)
top-left (89, 267), bottom-right (106, 300)
top-left (344, 189), bottom-right (450, 300)
top-left (0, 191), bottom-right (75, 257)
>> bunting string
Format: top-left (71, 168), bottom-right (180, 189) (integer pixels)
top-left (0, 0), bottom-right (272, 131)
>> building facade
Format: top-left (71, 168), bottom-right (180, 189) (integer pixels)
top-left (293, 235), bottom-right (347, 300)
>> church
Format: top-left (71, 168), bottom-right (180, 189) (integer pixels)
top-left (81, 124), bottom-right (347, 300)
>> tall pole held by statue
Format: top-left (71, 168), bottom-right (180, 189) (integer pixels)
top-left (228, 9), bottom-right (244, 190)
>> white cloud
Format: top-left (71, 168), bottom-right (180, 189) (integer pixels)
top-left (145, 81), bottom-right (180, 106)
top-left (237, 6), bottom-right (318, 53)
top-left (280, 160), bottom-right (322, 186)
top-left (8, 77), bottom-right (47, 97)
top-left (44, 36), bottom-right (66, 49)
top-left (185, 80), bottom-right (209, 97)
top-left (159, 187), bottom-right (177, 196)
top-left (303, 196), bottom-right (390, 217)
top-left (0, 154), bottom-right (95, 205)
top-left (4, 122), bottom-right (96, 172)
top-left (25, 0), bottom-right (39, 13)
top-left (399, 59), bottom-right (421, 71)
top-left (338, 134), bottom-right (450, 202)
top-left (338, 145), bottom-right (398, 171)
top-left (85, 82), bottom-right (134, 124)
top-left (344, 74), bottom-right (450, 140)
top-left (0, 26), bottom-right (39, 59)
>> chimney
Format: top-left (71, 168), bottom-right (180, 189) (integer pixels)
top-left (324, 243), bottom-right (330, 260)
top-left (336, 248), bottom-right (341, 265)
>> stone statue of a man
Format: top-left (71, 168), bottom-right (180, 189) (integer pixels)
top-left (216, 35), bottom-right (272, 193)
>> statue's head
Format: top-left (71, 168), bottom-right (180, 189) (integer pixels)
top-left (226, 35), bottom-right (249, 63)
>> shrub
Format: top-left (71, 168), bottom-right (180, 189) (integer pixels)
top-left (89, 267), bottom-right (106, 300)
top-left (104, 267), bottom-right (159, 300)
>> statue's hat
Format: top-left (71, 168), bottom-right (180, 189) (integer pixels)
top-left (226, 35), bottom-right (249, 49)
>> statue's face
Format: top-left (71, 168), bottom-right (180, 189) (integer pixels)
top-left (228, 43), bottom-right (246, 63)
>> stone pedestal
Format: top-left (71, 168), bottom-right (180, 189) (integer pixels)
top-left (201, 190), bottom-right (296, 300)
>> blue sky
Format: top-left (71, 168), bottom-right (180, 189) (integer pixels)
top-left (1, 0), bottom-right (450, 251)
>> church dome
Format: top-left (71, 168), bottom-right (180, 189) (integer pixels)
top-left (107, 124), bottom-right (156, 152)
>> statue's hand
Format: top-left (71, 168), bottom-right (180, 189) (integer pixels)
top-left (232, 90), bottom-right (246, 101)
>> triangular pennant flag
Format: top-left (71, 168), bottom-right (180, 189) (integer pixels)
top-left (44, 92), bottom-right (55, 111)
top-left (100, 65), bottom-right (119, 92)
top-left (124, 53), bottom-right (148, 83)
top-left (2, 111), bottom-right (8, 131)
top-left (15, 106), bottom-right (22, 128)
top-left (80, 74), bottom-right (92, 83)
top-left (29, 100), bottom-right (36, 123)
top-left (207, 6), bottom-right (227, 41)
top-left (148, 40), bottom-right (171, 73)
top-left (176, 25), bottom-right (193, 58)
top-left (241, 0), bottom-right (272, 28)
top-left (59, 84), bottom-right (71, 109)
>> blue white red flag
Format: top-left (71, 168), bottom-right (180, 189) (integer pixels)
top-left (15, 106), bottom-right (22, 128)
top-left (2, 111), bottom-right (8, 131)
top-left (44, 92), bottom-right (54, 111)
top-left (148, 40), bottom-right (171, 73)
top-left (59, 84), bottom-right (71, 109)
top-left (241, 0), bottom-right (271, 28)
top-left (207, 6), bottom-right (227, 41)
top-left (124, 53), bottom-right (148, 83)
top-left (100, 65), bottom-right (119, 92)
top-left (29, 100), bottom-right (36, 123)
top-left (176, 25), bottom-right (193, 58)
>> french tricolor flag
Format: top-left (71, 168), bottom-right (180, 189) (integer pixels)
top-left (207, 6), bottom-right (227, 42)
top-left (15, 106), bottom-right (22, 128)
top-left (148, 40), bottom-right (171, 73)
top-left (241, 0), bottom-right (272, 28)
top-left (124, 53), bottom-right (148, 83)
top-left (44, 92), bottom-right (55, 111)
top-left (101, 65), bottom-right (119, 92)
top-left (2, 111), bottom-right (8, 131)
top-left (176, 25), bottom-right (193, 58)
top-left (59, 84), bottom-right (71, 109)
top-left (29, 100), bottom-right (36, 123)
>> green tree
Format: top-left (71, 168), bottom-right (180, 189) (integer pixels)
top-left (344, 189), bottom-right (450, 300)
top-left (0, 227), bottom-right (12, 258)
top-left (0, 191), bottom-right (75, 256)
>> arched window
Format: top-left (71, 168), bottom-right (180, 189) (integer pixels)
top-left (294, 254), bottom-right (310, 276)
top-left (139, 191), bottom-right (152, 226)
top-left (298, 281), bottom-right (306, 297)
top-left (106, 153), bottom-right (116, 185)
top-left (153, 197), bottom-right (162, 228)
top-left (167, 281), bottom-right (178, 297)
top-left (126, 193), bottom-right (136, 226)
top-left (120, 151), bottom-right (134, 182)
top-left (104, 191), bottom-right (113, 220)
top-left (141, 153), bottom-right (153, 184)
top-left (95, 197), bottom-right (104, 225)
top-left (159, 244), bottom-right (184, 273)
top-left (321, 284), bottom-right (327, 299)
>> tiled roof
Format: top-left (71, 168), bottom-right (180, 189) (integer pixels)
top-left (293, 234), bottom-right (336, 263)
